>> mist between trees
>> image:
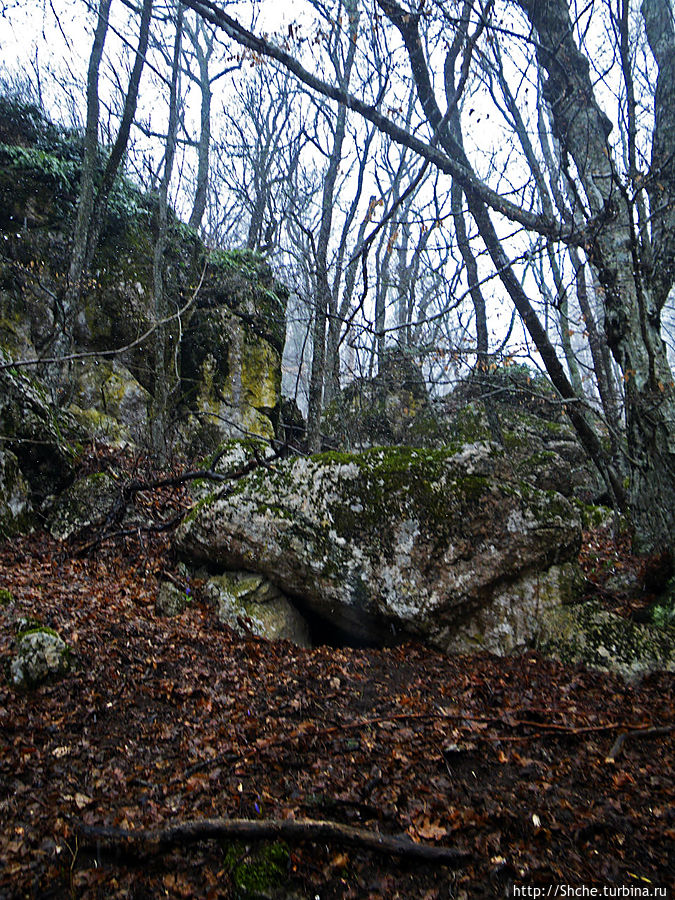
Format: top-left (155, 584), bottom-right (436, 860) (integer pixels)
top-left (1, 0), bottom-right (674, 552)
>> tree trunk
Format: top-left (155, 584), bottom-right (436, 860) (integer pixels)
top-left (84, 0), bottom-right (154, 272)
top-left (188, 20), bottom-right (211, 231)
top-left (381, 0), bottom-right (626, 509)
top-left (306, 0), bottom-right (360, 452)
top-left (61, 0), bottom-right (112, 362)
top-left (518, 0), bottom-right (675, 549)
top-left (151, 1), bottom-right (183, 459)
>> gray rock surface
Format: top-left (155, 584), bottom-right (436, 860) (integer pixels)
top-left (48, 472), bottom-right (119, 540)
top-left (536, 600), bottom-right (675, 678)
top-left (11, 628), bottom-right (70, 688)
top-left (177, 442), bottom-right (581, 653)
top-left (155, 580), bottom-right (192, 617)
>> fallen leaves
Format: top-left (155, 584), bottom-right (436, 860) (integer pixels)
top-left (0, 501), bottom-right (673, 897)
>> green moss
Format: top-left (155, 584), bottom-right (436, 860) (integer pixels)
top-left (538, 600), bottom-right (674, 675)
top-left (647, 579), bottom-right (675, 629)
top-left (450, 405), bottom-right (491, 443)
top-left (276, 446), bottom-right (503, 556)
top-left (17, 624), bottom-right (61, 640)
top-left (182, 491), bottom-right (218, 528)
top-left (0, 588), bottom-right (13, 606)
top-left (222, 840), bottom-right (289, 899)
top-left (573, 501), bottom-right (615, 530)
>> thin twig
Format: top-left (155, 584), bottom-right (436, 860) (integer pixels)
top-left (605, 724), bottom-right (674, 763)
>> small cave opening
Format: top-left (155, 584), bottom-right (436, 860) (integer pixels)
top-left (292, 599), bottom-right (402, 650)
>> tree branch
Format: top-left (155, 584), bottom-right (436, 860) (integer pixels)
top-left (179, 0), bottom-right (590, 247)
top-left (76, 817), bottom-right (471, 865)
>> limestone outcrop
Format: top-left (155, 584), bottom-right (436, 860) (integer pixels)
top-left (0, 99), bottom-right (287, 457)
top-left (177, 442), bottom-right (581, 654)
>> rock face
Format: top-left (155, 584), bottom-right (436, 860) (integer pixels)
top-left (11, 627), bottom-right (70, 688)
top-left (69, 359), bottom-right (152, 447)
top-left (180, 255), bottom-right (285, 449)
top-left (47, 472), bottom-right (119, 540)
top-left (0, 447), bottom-right (32, 537)
top-left (0, 355), bottom-right (83, 524)
top-left (177, 442), bottom-right (581, 654)
top-left (0, 99), bottom-right (287, 458)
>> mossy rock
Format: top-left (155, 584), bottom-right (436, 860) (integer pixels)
top-left (322, 351), bottom-right (431, 450)
top-left (204, 249), bottom-right (287, 354)
top-left (536, 600), bottom-right (675, 678)
top-left (10, 626), bottom-right (71, 688)
top-left (181, 309), bottom-right (282, 444)
top-left (68, 358), bottom-right (150, 447)
top-left (178, 442), bottom-right (581, 650)
top-left (48, 472), bottom-right (119, 540)
top-left (155, 580), bottom-right (192, 617)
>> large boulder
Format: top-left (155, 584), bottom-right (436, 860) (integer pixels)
top-left (177, 442), bottom-right (581, 654)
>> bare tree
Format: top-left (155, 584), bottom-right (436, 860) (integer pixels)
top-left (61, 0), bottom-right (112, 360)
top-left (151, 0), bottom-right (184, 458)
top-left (182, 11), bottom-right (239, 231)
top-left (182, 0), bottom-right (675, 551)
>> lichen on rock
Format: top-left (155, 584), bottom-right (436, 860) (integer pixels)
top-left (536, 600), bottom-right (675, 678)
top-left (68, 358), bottom-right (151, 447)
top-left (177, 442), bottom-right (581, 652)
top-left (11, 626), bottom-right (71, 688)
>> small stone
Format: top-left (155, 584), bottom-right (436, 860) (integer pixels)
top-left (11, 628), bottom-right (70, 688)
top-left (155, 581), bottom-right (191, 617)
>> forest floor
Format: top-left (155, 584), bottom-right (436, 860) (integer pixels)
top-left (0, 453), bottom-right (673, 899)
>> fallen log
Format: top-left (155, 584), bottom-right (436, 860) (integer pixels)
top-left (77, 817), bottom-right (470, 866)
